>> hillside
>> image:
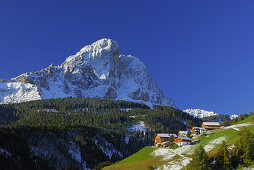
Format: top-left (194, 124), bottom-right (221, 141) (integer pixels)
top-left (103, 114), bottom-right (254, 170)
top-left (0, 97), bottom-right (200, 169)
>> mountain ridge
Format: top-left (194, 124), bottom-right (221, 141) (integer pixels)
top-left (0, 38), bottom-right (174, 107)
top-left (183, 108), bottom-right (238, 120)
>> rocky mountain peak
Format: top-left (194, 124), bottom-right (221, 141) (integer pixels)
top-left (62, 38), bottom-right (119, 80)
top-left (183, 109), bottom-right (217, 118)
top-left (183, 108), bottom-right (238, 120)
top-left (0, 39), bottom-right (174, 107)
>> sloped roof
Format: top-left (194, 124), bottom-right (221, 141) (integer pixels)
top-left (202, 122), bottom-right (220, 126)
top-left (179, 137), bottom-right (192, 141)
top-left (157, 133), bottom-right (177, 138)
top-left (169, 134), bottom-right (177, 137)
top-left (192, 127), bottom-right (207, 130)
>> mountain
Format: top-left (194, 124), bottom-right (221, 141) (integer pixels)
top-left (230, 114), bottom-right (238, 120)
top-left (0, 38), bottom-right (173, 107)
top-left (183, 109), bottom-right (238, 120)
top-left (183, 109), bottom-right (218, 118)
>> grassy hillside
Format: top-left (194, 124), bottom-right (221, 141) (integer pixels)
top-left (103, 147), bottom-right (166, 170)
top-left (103, 114), bottom-right (254, 170)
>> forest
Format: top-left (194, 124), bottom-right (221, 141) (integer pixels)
top-left (0, 97), bottom-right (201, 169)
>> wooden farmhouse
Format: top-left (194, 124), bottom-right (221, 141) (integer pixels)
top-left (154, 133), bottom-right (177, 144)
top-left (178, 131), bottom-right (188, 137)
top-left (201, 122), bottom-right (220, 130)
top-left (173, 137), bottom-right (192, 146)
top-left (189, 127), bottom-right (208, 136)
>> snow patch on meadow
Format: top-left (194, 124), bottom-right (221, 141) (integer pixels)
top-left (204, 136), bottom-right (226, 152)
top-left (152, 145), bottom-right (193, 170)
top-left (159, 156), bottom-right (192, 170)
top-left (151, 136), bottom-right (227, 169)
top-left (223, 123), bottom-right (252, 131)
top-left (152, 148), bottom-right (176, 161)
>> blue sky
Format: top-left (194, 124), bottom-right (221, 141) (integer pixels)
top-left (0, 0), bottom-right (254, 115)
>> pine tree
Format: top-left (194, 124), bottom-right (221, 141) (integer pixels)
top-left (241, 128), bottom-right (254, 165)
top-left (169, 135), bottom-right (174, 143)
top-left (216, 140), bottom-right (230, 168)
top-left (231, 140), bottom-right (243, 167)
top-left (232, 128), bottom-right (254, 167)
top-left (187, 145), bottom-right (209, 170)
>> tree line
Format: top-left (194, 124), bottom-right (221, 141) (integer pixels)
top-left (186, 128), bottom-right (254, 169)
top-left (0, 97), bottom-right (202, 169)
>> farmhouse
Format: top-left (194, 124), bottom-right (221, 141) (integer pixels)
top-left (201, 122), bottom-right (220, 130)
top-left (173, 137), bottom-right (192, 146)
top-left (154, 133), bottom-right (177, 144)
top-left (190, 127), bottom-right (208, 136)
top-left (178, 131), bottom-right (188, 137)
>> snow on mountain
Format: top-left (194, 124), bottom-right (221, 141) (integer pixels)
top-left (127, 121), bottom-right (146, 134)
top-left (68, 141), bottom-right (82, 163)
top-left (183, 109), bottom-right (217, 118)
top-left (183, 109), bottom-right (238, 120)
top-left (125, 121), bottom-right (147, 144)
top-left (0, 38), bottom-right (174, 107)
top-left (94, 137), bottom-right (123, 159)
top-left (230, 114), bottom-right (239, 120)
top-left (0, 147), bottom-right (11, 157)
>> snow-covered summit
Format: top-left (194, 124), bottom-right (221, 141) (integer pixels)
top-left (0, 38), bottom-right (174, 107)
top-left (63, 38), bottom-right (119, 80)
top-left (183, 109), bottom-right (217, 118)
top-left (183, 108), bottom-right (238, 120)
top-left (230, 114), bottom-right (238, 120)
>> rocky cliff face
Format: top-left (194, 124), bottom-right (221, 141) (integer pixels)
top-left (0, 38), bottom-right (174, 107)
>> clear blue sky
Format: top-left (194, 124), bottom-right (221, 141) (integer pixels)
top-left (1, 0), bottom-right (254, 115)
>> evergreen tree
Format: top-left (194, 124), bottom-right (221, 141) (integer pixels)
top-left (187, 145), bottom-right (209, 170)
top-left (231, 139), bottom-right (243, 168)
top-left (215, 140), bottom-right (230, 169)
top-left (241, 128), bottom-right (254, 165)
top-left (169, 135), bottom-right (174, 143)
top-left (231, 128), bottom-right (254, 168)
